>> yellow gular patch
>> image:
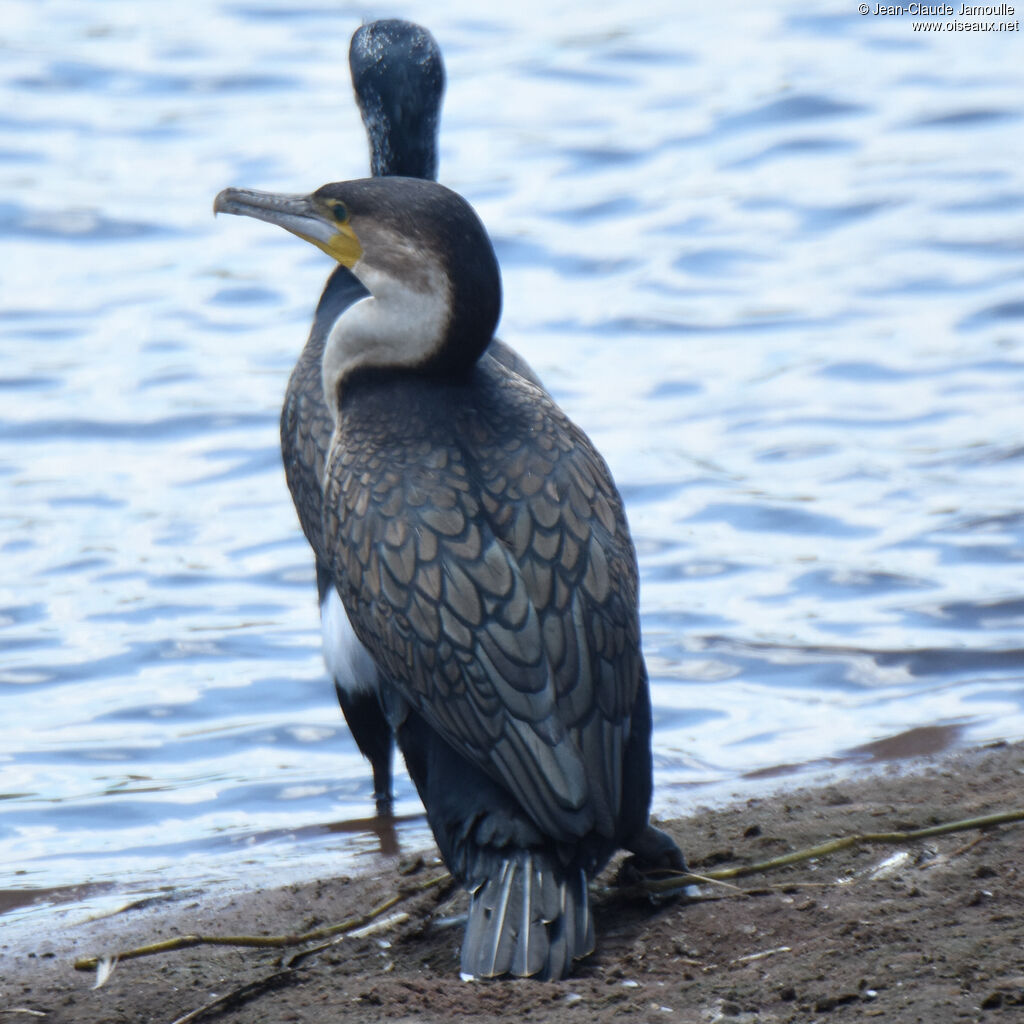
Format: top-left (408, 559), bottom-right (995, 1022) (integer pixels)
top-left (319, 222), bottom-right (363, 268)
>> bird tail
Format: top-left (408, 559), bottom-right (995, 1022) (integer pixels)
top-left (461, 851), bottom-right (594, 980)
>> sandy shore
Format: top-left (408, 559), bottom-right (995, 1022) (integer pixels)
top-left (3, 741), bottom-right (1022, 1023)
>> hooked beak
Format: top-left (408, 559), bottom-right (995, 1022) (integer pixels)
top-left (213, 187), bottom-right (362, 267)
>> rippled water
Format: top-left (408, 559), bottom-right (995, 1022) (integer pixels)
top-left (2, 0), bottom-right (1023, 929)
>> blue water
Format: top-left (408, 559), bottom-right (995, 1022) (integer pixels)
top-left (2, 0), bottom-right (1023, 930)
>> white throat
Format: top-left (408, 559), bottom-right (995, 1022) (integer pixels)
top-left (321, 256), bottom-right (450, 422)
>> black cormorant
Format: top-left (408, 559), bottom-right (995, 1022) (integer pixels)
top-left (215, 176), bottom-right (683, 978)
top-left (285, 20), bottom-right (541, 814)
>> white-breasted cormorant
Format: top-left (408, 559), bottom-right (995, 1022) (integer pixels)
top-left (285, 20), bottom-right (542, 814)
top-left (215, 175), bottom-right (683, 979)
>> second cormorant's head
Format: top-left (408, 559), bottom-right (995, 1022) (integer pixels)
top-left (350, 19), bottom-right (445, 180)
top-left (215, 177), bottom-right (501, 407)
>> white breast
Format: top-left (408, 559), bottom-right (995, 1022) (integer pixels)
top-left (321, 587), bottom-right (379, 696)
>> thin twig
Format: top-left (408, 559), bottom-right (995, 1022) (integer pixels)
top-left (167, 967), bottom-right (300, 1024)
top-left (676, 870), bottom-right (745, 893)
top-left (161, 910), bottom-right (417, 1022)
top-left (946, 833), bottom-right (988, 860)
top-left (640, 808), bottom-right (1024, 896)
top-left (74, 872), bottom-right (449, 972)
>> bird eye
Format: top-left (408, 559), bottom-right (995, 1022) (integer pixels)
top-left (330, 201), bottom-right (349, 223)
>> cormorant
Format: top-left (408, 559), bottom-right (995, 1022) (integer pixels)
top-left (285, 19), bottom-right (541, 814)
top-left (215, 176), bottom-right (683, 978)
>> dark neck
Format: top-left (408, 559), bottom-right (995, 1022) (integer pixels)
top-left (311, 270), bottom-right (369, 353)
top-left (436, 261), bottom-right (500, 377)
top-left (366, 115), bottom-right (440, 180)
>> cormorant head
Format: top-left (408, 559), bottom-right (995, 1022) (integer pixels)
top-left (350, 19), bottom-right (445, 180)
top-left (214, 177), bottom-right (501, 411)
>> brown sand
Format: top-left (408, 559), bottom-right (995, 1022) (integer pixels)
top-left (3, 741), bottom-right (1022, 1023)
